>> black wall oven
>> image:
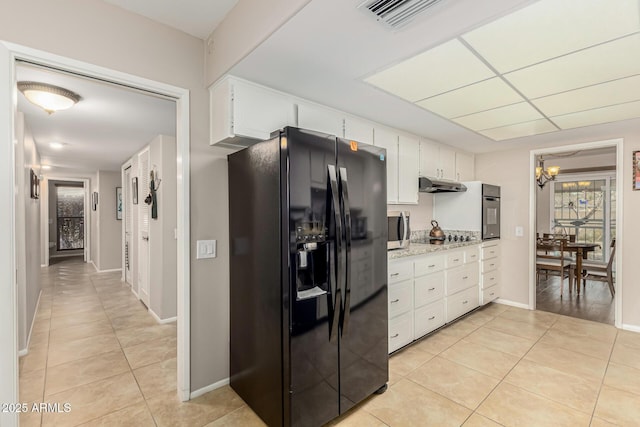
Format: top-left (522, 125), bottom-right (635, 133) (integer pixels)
top-left (482, 184), bottom-right (500, 240)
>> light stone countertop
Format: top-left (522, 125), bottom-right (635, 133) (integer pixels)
top-left (387, 240), bottom-right (482, 260)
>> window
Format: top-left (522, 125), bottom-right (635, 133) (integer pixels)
top-left (551, 174), bottom-right (615, 261)
top-left (56, 185), bottom-right (84, 251)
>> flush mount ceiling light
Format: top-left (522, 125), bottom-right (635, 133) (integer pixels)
top-left (364, 0), bottom-right (640, 141)
top-left (17, 81), bottom-right (81, 115)
top-left (535, 158), bottom-right (560, 189)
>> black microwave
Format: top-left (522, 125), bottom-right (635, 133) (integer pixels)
top-left (387, 211), bottom-right (410, 250)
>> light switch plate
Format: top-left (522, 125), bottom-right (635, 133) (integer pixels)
top-left (196, 240), bottom-right (216, 259)
top-left (515, 226), bottom-right (524, 237)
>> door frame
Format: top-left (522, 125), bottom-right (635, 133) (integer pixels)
top-left (0, 41), bottom-right (192, 421)
top-left (529, 138), bottom-right (623, 328)
top-left (43, 177), bottom-right (91, 265)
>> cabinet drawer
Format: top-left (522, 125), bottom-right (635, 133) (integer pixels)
top-left (464, 247), bottom-right (480, 264)
top-left (482, 258), bottom-right (500, 274)
top-left (414, 254), bottom-right (445, 277)
top-left (481, 284), bottom-right (500, 305)
top-left (446, 263), bottom-right (479, 296)
top-left (481, 245), bottom-right (500, 260)
top-left (388, 261), bottom-right (413, 284)
top-left (389, 280), bottom-right (413, 318)
top-left (414, 300), bottom-right (445, 339)
top-left (446, 286), bottom-right (479, 322)
top-left (389, 311), bottom-right (413, 353)
top-left (414, 272), bottom-right (445, 308)
top-left (481, 270), bottom-right (499, 289)
top-left (445, 251), bottom-right (464, 268)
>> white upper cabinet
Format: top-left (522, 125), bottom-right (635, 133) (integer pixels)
top-left (419, 140), bottom-right (462, 181)
top-left (344, 117), bottom-right (374, 145)
top-left (455, 151), bottom-right (475, 182)
top-left (373, 126), bottom-right (399, 204)
top-left (398, 134), bottom-right (419, 204)
top-left (297, 102), bottom-right (344, 137)
top-left (210, 77), bottom-right (296, 145)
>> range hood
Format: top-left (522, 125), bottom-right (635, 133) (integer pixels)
top-left (419, 177), bottom-right (467, 193)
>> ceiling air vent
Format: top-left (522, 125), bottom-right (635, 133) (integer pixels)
top-left (358, 0), bottom-right (445, 30)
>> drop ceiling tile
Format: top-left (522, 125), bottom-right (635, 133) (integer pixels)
top-left (364, 39), bottom-right (495, 102)
top-left (415, 78), bottom-right (524, 118)
top-left (462, 0), bottom-right (640, 73)
top-left (453, 102), bottom-right (542, 131)
top-left (552, 100), bottom-right (640, 129)
top-left (504, 33), bottom-right (640, 99)
top-left (532, 75), bottom-right (640, 117)
top-left (479, 119), bottom-right (557, 141)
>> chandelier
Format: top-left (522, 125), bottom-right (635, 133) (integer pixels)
top-left (535, 159), bottom-right (560, 189)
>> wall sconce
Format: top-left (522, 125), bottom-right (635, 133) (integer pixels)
top-left (92, 192), bottom-right (98, 211)
top-left (535, 159), bottom-right (560, 189)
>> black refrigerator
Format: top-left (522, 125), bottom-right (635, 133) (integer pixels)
top-left (228, 127), bottom-right (388, 427)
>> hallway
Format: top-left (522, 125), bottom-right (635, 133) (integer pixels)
top-left (18, 257), bottom-right (260, 426)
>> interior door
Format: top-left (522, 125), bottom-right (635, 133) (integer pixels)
top-left (138, 149), bottom-right (150, 307)
top-left (336, 137), bottom-right (388, 413)
top-left (124, 166), bottom-right (132, 285)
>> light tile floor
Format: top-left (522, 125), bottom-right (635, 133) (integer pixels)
top-left (19, 257), bottom-right (640, 426)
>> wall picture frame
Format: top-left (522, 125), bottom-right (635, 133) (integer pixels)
top-left (132, 177), bottom-right (138, 205)
top-left (116, 187), bottom-right (123, 220)
top-left (634, 151), bottom-right (640, 191)
top-left (30, 169), bottom-right (39, 199)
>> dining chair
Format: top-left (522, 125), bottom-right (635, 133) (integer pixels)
top-left (536, 239), bottom-right (573, 298)
top-left (572, 239), bottom-right (616, 297)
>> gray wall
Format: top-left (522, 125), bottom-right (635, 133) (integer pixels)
top-left (149, 135), bottom-right (178, 320)
top-left (15, 113), bottom-right (41, 351)
top-left (48, 180), bottom-right (84, 258)
top-left (96, 171), bottom-right (122, 271)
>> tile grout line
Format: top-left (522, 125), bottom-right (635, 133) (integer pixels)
top-left (588, 328), bottom-right (619, 424)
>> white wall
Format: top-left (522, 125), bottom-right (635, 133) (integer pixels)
top-left (476, 132), bottom-right (640, 328)
top-left (388, 193), bottom-right (435, 232)
top-left (15, 113), bottom-right (41, 352)
top-left (0, 0), bottom-right (230, 391)
top-left (96, 171), bottom-right (122, 271)
top-left (149, 135), bottom-right (177, 320)
top-left (205, 0), bottom-right (311, 85)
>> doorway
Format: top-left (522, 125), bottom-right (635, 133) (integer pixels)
top-left (529, 140), bottom-right (623, 328)
top-left (0, 41), bottom-right (192, 424)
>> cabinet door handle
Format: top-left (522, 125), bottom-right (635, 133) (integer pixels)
top-left (391, 333), bottom-right (399, 338)
top-left (428, 264), bottom-right (436, 268)
top-left (490, 292), bottom-right (495, 296)
top-left (462, 276), bottom-right (469, 280)
top-left (490, 264), bottom-right (495, 267)
top-left (453, 258), bottom-right (460, 262)
top-left (390, 299), bottom-right (400, 304)
top-left (390, 273), bottom-right (400, 277)
top-left (428, 287), bottom-right (436, 291)
top-left (462, 300), bottom-right (469, 304)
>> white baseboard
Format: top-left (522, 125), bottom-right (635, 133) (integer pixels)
top-left (495, 298), bottom-right (530, 310)
top-left (50, 253), bottom-right (83, 259)
top-left (190, 377), bottom-right (230, 399)
top-left (622, 324), bottom-right (640, 333)
top-left (20, 289), bottom-right (43, 356)
top-left (40, 264), bottom-right (47, 268)
top-left (89, 261), bottom-right (122, 273)
top-left (149, 309), bottom-right (177, 325)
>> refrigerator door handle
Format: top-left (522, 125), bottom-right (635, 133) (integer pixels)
top-left (328, 164), bottom-right (343, 342)
top-left (339, 167), bottom-right (352, 336)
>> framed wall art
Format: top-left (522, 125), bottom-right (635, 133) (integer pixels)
top-left (92, 192), bottom-right (98, 211)
top-left (116, 187), bottom-right (123, 220)
top-left (132, 177), bottom-right (138, 204)
top-left (634, 151), bottom-right (640, 191)
top-left (30, 169), bottom-right (39, 199)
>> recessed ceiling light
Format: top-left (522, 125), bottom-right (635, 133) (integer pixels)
top-left (41, 165), bottom-right (52, 170)
top-left (49, 142), bottom-right (65, 150)
top-left (17, 81), bottom-right (81, 115)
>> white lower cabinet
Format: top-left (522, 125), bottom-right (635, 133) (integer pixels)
top-left (388, 245), bottom-right (482, 354)
top-left (480, 241), bottom-right (501, 305)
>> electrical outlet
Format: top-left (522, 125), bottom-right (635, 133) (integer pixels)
top-left (196, 240), bottom-right (216, 259)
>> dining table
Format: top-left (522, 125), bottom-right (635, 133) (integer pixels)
top-left (564, 242), bottom-right (601, 294)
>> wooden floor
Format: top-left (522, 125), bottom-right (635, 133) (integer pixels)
top-left (536, 275), bottom-right (614, 325)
